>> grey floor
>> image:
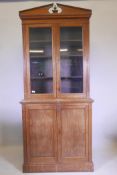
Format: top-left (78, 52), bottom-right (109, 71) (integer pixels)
top-left (0, 145), bottom-right (117, 175)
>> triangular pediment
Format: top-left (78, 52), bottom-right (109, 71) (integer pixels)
top-left (19, 3), bottom-right (92, 20)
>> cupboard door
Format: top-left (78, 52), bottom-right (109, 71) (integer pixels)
top-left (24, 104), bottom-right (57, 164)
top-left (56, 23), bottom-right (89, 98)
top-left (29, 27), bottom-right (53, 94)
top-left (58, 103), bottom-right (89, 163)
top-left (24, 25), bottom-right (57, 98)
top-left (60, 27), bottom-right (83, 94)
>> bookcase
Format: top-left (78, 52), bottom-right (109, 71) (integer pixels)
top-left (19, 3), bottom-right (93, 172)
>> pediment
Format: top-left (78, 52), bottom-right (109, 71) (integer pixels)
top-left (19, 3), bottom-right (92, 20)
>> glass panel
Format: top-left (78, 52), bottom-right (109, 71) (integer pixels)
top-left (29, 28), bottom-right (53, 94)
top-left (60, 27), bottom-right (83, 93)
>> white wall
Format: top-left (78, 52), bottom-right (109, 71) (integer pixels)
top-left (0, 0), bottom-right (117, 156)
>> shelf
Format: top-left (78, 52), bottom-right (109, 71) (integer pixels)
top-left (61, 76), bottom-right (83, 79)
top-left (61, 39), bottom-right (82, 42)
top-left (30, 40), bottom-right (82, 43)
top-left (30, 55), bottom-right (82, 59)
top-left (31, 76), bottom-right (82, 81)
top-left (61, 54), bottom-right (83, 57)
top-left (31, 77), bottom-right (53, 80)
top-left (30, 40), bottom-right (51, 43)
top-left (30, 54), bottom-right (82, 58)
top-left (30, 56), bottom-right (52, 59)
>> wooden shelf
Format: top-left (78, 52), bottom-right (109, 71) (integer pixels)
top-left (30, 40), bottom-right (82, 43)
top-left (61, 39), bottom-right (82, 42)
top-left (30, 40), bottom-right (51, 43)
top-left (61, 76), bottom-right (83, 79)
top-left (31, 77), bottom-right (53, 80)
top-left (61, 54), bottom-right (83, 57)
top-left (30, 56), bottom-right (52, 59)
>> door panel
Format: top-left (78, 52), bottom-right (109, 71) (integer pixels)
top-left (56, 22), bottom-right (89, 98)
top-left (24, 24), bottom-right (57, 99)
top-left (59, 103), bottom-right (88, 163)
top-left (60, 27), bottom-right (83, 94)
top-left (25, 104), bottom-right (57, 164)
top-left (29, 27), bottom-right (53, 94)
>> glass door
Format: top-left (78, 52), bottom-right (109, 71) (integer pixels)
top-left (29, 27), bottom-right (54, 95)
top-left (59, 26), bottom-right (84, 96)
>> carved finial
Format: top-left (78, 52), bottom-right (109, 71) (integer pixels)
top-left (48, 3), bottom-right (62, 14)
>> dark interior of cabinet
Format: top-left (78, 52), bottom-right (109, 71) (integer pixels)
top-left (60, 27), bottom-right (83, 93)
top-left (29, 28), bottom-right (53, 94)
top-left (29, 26), bottom-right (83, 94)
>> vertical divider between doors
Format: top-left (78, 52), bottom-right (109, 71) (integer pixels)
top-left (52, 25), bottom-right (57, 98)
top-left (56, 102), bottom-right (62, 163)
top-left (53, 24), bottom-right (60, 97)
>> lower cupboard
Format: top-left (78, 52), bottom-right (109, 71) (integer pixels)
top-left (22, 101), bottom-right (93, 172)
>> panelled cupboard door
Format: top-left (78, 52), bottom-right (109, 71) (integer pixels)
top-left (23, 104), bottom-right (57, 164)
top-left (58, 103), bottom-right (90, 163)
